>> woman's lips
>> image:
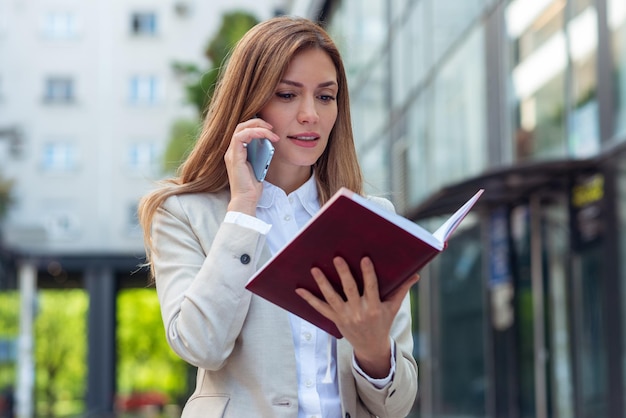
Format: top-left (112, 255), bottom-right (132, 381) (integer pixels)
top-left (288, 134), bottom-right (320, 148)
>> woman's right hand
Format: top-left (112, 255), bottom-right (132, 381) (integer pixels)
top-left (224, 118), bottom-right (279, 216)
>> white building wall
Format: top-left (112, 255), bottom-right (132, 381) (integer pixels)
top-left (0, 0), bottom-right (281, 255)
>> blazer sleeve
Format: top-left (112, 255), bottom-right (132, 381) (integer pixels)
top-left (352, 294), bottom-right (418, 417)
top-left (150, 193), bottom-right (267, 370)
top-left (353, 195), bottom-right (418, 417)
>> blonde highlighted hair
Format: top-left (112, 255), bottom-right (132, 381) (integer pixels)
top-left (138, 16), bottom-right (363, 265)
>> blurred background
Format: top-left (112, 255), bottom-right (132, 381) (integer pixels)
top-left (1, 0), bottom-right (625, 417)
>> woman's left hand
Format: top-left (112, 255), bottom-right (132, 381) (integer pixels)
top-left (295, 256), bottom-right (419, 378)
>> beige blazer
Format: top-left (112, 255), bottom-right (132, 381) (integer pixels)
top-left (151, 189), bottom-right (418, 418)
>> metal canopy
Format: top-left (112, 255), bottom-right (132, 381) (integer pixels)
top-left (406, 157), bottom-right (600, 221)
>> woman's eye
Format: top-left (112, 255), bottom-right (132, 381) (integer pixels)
top-left (276, 92), bottom-right (295, 100)
top-left (319, 95), bottom-right (336, 102)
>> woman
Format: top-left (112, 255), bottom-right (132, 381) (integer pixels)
top-left (138, 16), bottom-right (418, 418)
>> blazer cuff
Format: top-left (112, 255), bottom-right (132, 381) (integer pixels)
top-left (352, 337), bottom-right (396, 388)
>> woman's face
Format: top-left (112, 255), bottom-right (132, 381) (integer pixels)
top-left (259, 48), bottom-right (338, 186)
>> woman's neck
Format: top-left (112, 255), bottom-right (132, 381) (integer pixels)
top-left (265, 165), bottom-right (312, 195)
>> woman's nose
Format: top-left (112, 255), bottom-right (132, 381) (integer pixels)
top-left (297, 98), bottom-right (319, 124)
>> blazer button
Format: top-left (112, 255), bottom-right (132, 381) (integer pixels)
top-left (240, 254), bottom-right (251, 264)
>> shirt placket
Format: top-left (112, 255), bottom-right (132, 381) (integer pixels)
top-left (286, 193), bottom-right (323, 418)
top-left (299, 321), bottom-right (322, 417)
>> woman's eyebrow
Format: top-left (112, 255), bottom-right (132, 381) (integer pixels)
top-left (279, 79), bottom-right (338, 88)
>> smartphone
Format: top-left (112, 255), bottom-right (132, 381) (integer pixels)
top-left (246, 138), bottom-right (275, 182)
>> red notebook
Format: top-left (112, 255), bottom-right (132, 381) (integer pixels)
top-left (245, 187), bottom-right (484, 338)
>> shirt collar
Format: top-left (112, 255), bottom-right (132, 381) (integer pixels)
top-left (257, 173), bottom-right (319, 216)
top-left (293, 174), bottom-right (320, 217)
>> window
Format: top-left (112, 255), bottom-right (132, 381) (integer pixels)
top-left (128, 141), bottom-right (158, 172)
top-left (127, 202), bottom-right (141, 236)
top-left (507, 0), bottom-right (568, 161)
top-left (431, 25), bottom-right (487, 186)
top-left (609, 0), bottom-right (626, 137)
top-left (568, 3), bottom-right (599, 157)
top-left (0, 138), bottom-right (7, 162)
top-left (41, 142), bottom-right (76, 171)
top-left (129, 76), bottom-right (160, 104)
top-left (173, 2), bottom-right (191, 17)
top-left (431, 220), bottom-right (486, 417)
top-left (508, 0), bottom-right (600, 160)
top-left (44, 12), bottom-right (77, 38)
top-left (44, 77), bottom-right (74, 103)
top-left (131, 12), bottom-right (157, 36)
top-left (328, 1), bottom-right (386, 77)
top-left (45, 211), bottom-right (79, 238)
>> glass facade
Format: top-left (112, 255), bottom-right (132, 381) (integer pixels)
top-left (431, 219), bottom-right (486, 417)
top-left (610, 0), bottom-right (626, 138)
top-left (568, 0), bottom-right (599, 157)
top-left (391, 1), bottom-right (425, 109)
top-left (510, 200), bottom-right (576, 418)
top-left (329, 2), bottom-right (491, 416)
top-left (406, 93), bottom-right (430, 207)
top-left (507, 0), bottom-right (567, 160)
top-left (572, 238), bottom-right (608, 416)
top-left (507, 0), bottom-right (600, 160)
top-left (328, 1), bottom-right (390, 193)
top-left (321, 0), bottom-right (626, 416)
top-left (431, 26), bottom-right (487, 195)
top-left (619, 156), bottom-right (626, 406)
top-left (330, 0), bottom-right (489, 206)
top-left (430, 1), bottom-right (489, 66)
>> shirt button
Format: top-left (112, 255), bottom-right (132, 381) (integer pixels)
top-left (305, 379), bottom-right (314, 388)
top-left (288, 196), bottom-right (294, 203)
top-left (284, 215), bottom-right (291, 221)
top-left (303, 332), bottom-right (312, 341)
top-left (240, 254), bottom-right (251, 264)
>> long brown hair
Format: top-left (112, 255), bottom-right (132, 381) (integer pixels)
top-left (138, 16), bottom-right (363, 261)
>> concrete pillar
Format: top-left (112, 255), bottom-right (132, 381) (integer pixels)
top-left (15, 261), bottom-right (36, 418)
top-left (85, 265), bottom-right (117, 417)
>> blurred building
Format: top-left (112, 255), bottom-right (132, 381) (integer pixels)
top-left (292, 0), bottom-right (626, 417)
top-left (0, 0), bottom-right (282, 416)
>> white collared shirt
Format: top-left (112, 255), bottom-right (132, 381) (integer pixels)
top-left (225, 175), bottom-right (394, 418)
top-left (256, 177), bottom-right (339, 418)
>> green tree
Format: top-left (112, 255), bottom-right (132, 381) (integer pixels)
top-left (117, 289), bottom-right (188, 403)
top-left (165, 11), bottom-right (259, 173)
top-left (163, 119), bottom-right (201, 174)
top-left (34, 290), bottom-right (88, 416)
top-left (0, 292), bottom-right (19, 392)
top-left (0, 176), bottom-right (13, 221)
top-left (25, 288), bottom-right (190, 416)
top-left (174, 11), bottom-right (259, 117)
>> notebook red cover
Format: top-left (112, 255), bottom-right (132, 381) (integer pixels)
top-left (245, 187), bottom-right (483, 338)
